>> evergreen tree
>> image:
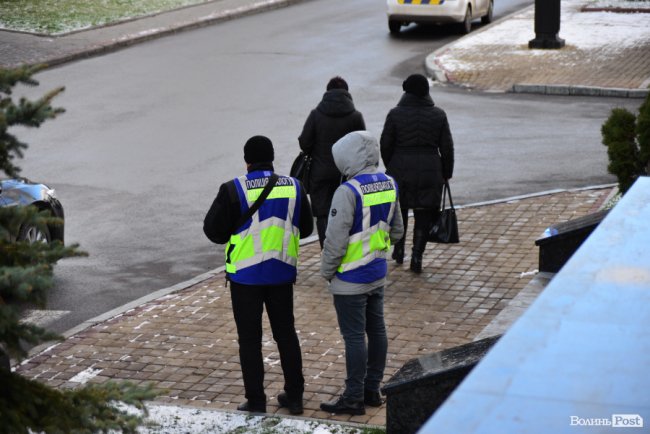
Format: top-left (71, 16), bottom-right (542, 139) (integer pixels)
top-left (636, 93), bottom-right (650, 174)
top-left (1, 66), bottom-right (157, 434)
top-left (601, 93), bottom-right (650, 193)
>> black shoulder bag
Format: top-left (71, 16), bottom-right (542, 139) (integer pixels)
top-left (290, 151), bottom-right (312, 193)
top-left (428, 181), bottom-right (460, 244)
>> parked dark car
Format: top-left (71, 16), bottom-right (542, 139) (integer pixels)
top-left (0, 178), bottom-right (64, 243)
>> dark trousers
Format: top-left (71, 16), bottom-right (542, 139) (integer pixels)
top-left (399, 207), bottom-right (436, 244)
top-left (230, 281), bottom-right (304, 405)
top-left (316, 216), bottom-right (328, 249)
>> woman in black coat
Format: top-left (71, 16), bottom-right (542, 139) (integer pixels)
top-left (298, 76), bottom-right (366, 248)
top-left (380, 74), bottom-right (454, 273)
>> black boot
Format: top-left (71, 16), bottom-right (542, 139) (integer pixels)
top-left (410, 230), bottom-right (427, 274)
top-left (391, 238), bottom-right (404, 264)
top-left (237, 400), bottom-right (266, 413)
top-left (278, 391), bottom-right (304, 415)
top-left (364, 389), bottom-right (384, 407)
top-left (320, 396), bottom-right (365, 415)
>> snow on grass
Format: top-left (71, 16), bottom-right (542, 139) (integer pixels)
top-left (0, 0), bottom-right (210, 35)
top-left (136, 404), bottom-right (379, 434)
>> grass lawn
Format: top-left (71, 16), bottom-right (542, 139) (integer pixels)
top-left (0, 0), bottom-right (211, 35)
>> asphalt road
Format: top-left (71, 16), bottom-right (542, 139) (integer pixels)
top-left (15, 0), bottom-right (643, 334)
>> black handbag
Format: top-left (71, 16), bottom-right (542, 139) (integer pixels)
top-left (429, 182), bottom-right (459, 244)
top-left (290, 151), bottom-right (312, 193)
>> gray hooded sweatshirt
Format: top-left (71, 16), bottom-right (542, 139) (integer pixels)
top-left (320, 131), bottom-right (405, 295)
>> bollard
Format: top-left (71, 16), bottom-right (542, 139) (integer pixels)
top-left (528, 0), bottom-right (565, 49)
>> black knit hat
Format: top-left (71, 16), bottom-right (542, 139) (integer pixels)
top-left (326, 76), bottom-right (349, 91)
top-left (402, 74), bottom-right (429, 97)
top-left (244, 135), bottom-right (274, 164)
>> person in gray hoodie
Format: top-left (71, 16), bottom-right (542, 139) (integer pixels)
top-left (320, 131), bottom-right (404, 415)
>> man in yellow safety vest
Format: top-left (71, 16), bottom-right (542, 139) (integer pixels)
top-left (204, 135), bottom-right (313, 414)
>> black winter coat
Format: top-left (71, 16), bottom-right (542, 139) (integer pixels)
top-left (380, 93), bottom-right (454, 210)
top-left (298, 89), bottom-right (365, 216)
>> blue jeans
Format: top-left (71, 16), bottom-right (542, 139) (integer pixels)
top-left (333, 286), bottom-right (388, 401)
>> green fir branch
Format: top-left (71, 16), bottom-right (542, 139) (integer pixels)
top-left (0, 370), bottom-right (161, 434)
top-left (0, 65), bottom-right (155, 433)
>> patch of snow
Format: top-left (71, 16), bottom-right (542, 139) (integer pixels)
top-left (586, 0), bottom-right (650, 8)
top-left (69, 367), bottom-right (103, 384)
top-left (452, 0), bottom-right (649, 49)
top-left (137, 404), bottom-right (372, 434)
top-left (520, 269), bottom-right (539, 278)
top-left (440, 0), bottom-right (650, 71)
top-left (134, 321), bottom-right (150, 330)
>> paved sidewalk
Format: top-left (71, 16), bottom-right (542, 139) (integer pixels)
top-left (16, 186), bottom-right (614, 426)
top-left (426, 0), bottom-right (650, 96)
top-left (0, 0), bottom-right (302, 69)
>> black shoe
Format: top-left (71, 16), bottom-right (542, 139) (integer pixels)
top-left (364, 389), bottom-right (384, 407)
top-left (320, 396), bottom-right (365, 415)
top-left (278, 391), bottom-right (304, 415)
top-left (237, 401), bottom-right (266, 413)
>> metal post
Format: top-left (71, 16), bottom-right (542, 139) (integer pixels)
top-left (528, 0), bottom-right (565, 49)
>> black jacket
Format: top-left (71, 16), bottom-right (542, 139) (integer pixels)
top-left (298, 89), bottom-right (366, 216)
top-left (203, 162), bottom-right (314, 245)
top-left (380, 93), bottom-right (454, 209)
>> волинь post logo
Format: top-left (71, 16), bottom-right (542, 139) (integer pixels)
top-left (570, 414), bottom-right (644, 428)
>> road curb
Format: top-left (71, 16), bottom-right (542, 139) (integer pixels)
top-left (511, 84), bottom-right (650, 98)
top-left (454, 183), bottom-right (615, 210)
top-left (424, 5), bottom-right (534, 85)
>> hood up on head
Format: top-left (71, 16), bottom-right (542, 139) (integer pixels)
top-left (317, 89), bottom-right (356, 118)
top-left (332, 131), bottom-right (380, 178)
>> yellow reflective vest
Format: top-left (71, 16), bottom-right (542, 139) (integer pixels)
top-left (226, 172), bottom-right (301, 285)
top-left (336, 173), bottom-right (398, 283)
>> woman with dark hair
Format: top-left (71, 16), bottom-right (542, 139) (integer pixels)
top-left (299, 76), bottom-right (366, 248)
top-left (380, 74), bottom-right (455, 273)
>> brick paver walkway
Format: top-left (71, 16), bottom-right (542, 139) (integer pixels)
top-left (441, 44), bottom-right (650, 92)
top-left (16, 187), bottom-right (613, 426)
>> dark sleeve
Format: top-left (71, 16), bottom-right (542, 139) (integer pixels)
top-left (439, 113), bottom-right (455, 180)
top-left (297, 181), bottom-right (314, 239)
top-left (380, 111), bottom-right (396, 167)
top-left (203, 182), bottom-right (240, 244)
top-left (356, 111), bottom-right (366, 131)
top-left (298, 110), bottom-right (317, 154)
